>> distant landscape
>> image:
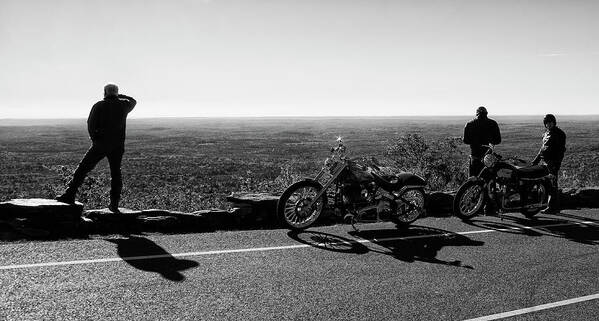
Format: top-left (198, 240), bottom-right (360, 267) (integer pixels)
top-left (1, 116), bottom-right (598, 212)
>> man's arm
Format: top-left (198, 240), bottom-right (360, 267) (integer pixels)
top-left (490, 121), bottom-right (501, 145)
top-left (463, 123), bottom-right (471, 144)
top-left (118, 94), bottom-right (137, 113)
top-left (532, 133), bottom-right (548, 165)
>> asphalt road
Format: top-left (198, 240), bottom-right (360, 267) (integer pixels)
top-left (1, 210), bottom-right (598, 321)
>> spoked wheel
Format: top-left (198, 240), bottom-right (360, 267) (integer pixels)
top-left (520, 182), bottom-right (549, 218)
top-left (393, 189), bottom-right (425, 227)
top-left (277, 180), bottom-right (327, 230)
top-left (453, 180), bottom-right (485, 220)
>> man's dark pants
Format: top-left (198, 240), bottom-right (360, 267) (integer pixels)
top-left (545, 160), bottom-right (561, 210)
top-left (65, 140), bottom-right (124, 203)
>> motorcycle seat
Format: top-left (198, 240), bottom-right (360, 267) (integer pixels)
top-left (372, 172), bottom-right (402, 190)
top-left (514, 165), bottom-right (549, 179)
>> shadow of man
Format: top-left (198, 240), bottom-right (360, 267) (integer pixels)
top-left (350, 226), bottom-right (484, 269)
top-left (106, 235), bottom-right (199, 281)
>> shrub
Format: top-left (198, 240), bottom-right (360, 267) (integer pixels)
top-left (385, 134), bottom-right (467, 191)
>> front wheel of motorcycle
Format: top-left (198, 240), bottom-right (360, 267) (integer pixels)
top-left (392, 189), bottom-right (425, 227)
top-left (277, 180), bottom-right (327, 230)
top-left (453, 180), bottom-right (485, 220)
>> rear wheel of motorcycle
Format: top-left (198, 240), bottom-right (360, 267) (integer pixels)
top-left (393, 189), bottom-right (425, 227)
top-left (520, 182), bottom-right (549, 218)
top-left (454, 180), bottom-right (485, 220)
top-left (277, 180), bottom-right (327, 230)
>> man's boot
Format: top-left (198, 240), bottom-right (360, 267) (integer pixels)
top-left (108, 198), bottom-right (120, 213)
top-left (541, 184), bottom-right (561, 214)
top-left (56, 189), bottom-right (76, 204)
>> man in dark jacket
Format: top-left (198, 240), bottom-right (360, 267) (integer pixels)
top-left (532, 114), bottom-right (566, 214)
top-left (56, 84), bottom-right (137, 212)
top-left (463, 106), bottom-right (502, 176)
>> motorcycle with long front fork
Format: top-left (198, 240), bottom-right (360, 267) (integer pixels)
top-left (453, 145), bottom-right (552, 220)
top-left (277, 138), bottom-right (427, 230)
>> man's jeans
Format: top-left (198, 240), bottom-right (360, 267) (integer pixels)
top-left (65, 141), bottom-right (124, 203)
top-left (545, 160), bottom-right (561, 210)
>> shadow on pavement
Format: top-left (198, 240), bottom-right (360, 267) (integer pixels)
top-left (288, 226), bottom-right (484, 269)
top-left (350, 226), bottom-right (484, 269)
top-left (464, 213), bottom-right (599, 245)
top-left (287, 230), bottom-right (370, 254)
top-left (551, 212), bottom-right (599, 223)
top-left (106, 235), bottom-right (199, 281)
top-left (464, 217), bottom-right (545, 237)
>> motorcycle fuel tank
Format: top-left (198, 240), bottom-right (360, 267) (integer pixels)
top-left (497, 168), bottom-right (513, 179)
top-left (396, 172), bottom-right (426, 187)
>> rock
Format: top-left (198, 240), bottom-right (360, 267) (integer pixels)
top-left (83, 208), bottom-right (139, 233)
top-left (79, 216), bottom-right (96, 234)
top-left (7, 218), bottom-right (51, 238)
top-left (143, 209), bottom-right (207, 227)
top-left (194, 209), bottom-right (237, 230)
top-left (0, 198), bottom-right (83, 222)
top-left (84, 208), bottom-right (140, 221)
top-left (137, 215), bottom-right (179, 229)
top-left (141, 209), bottom-right (175, 216)
top-left (85, 207), bottom-right (141, 215)
top-left (226, 192), bottom-right (280, 204)
top-left (226, 192), bottom-right (279, 226)
top-left (574, 187), bottom-right (599, 208)
top-left (559, 189), bottom-right (578, 209)
top-left (0, 230), bottom-right (20, 241)
top-left (0, 199), bottom-right (83, 238)
top-left (11, 227), bottom-right (51, 238)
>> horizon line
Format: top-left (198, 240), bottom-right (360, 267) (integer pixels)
top-left (2, 114), bottom-right (599, 120)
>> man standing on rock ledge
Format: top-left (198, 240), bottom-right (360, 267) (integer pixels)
top-left (56, 83), bottom-right (136, 213)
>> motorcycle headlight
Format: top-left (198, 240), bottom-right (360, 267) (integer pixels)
top-left (483, 154), bottom-right (497, 168)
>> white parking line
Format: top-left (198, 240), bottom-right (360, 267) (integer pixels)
top-left (0, 244), bottom-right (311, 270)
top-left (464, 293), bottom-right (599, 321)
top-left (0, 220), bottom-right (595, 271)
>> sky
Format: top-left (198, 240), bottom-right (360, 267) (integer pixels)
top-left (1, 0), bottom-right (598, 118)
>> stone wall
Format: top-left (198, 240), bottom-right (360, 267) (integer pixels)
top-left (1, 187), bottom-right (598, 240)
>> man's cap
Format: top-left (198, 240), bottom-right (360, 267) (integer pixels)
top-left (476, 106), bottom-right (488, 116)
top-left (543, 114), bottom-right (557, 124)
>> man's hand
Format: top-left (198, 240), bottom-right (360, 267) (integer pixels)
top-left (118, 94), bottom-right (133, 100)
top-left (117, 94), bottom-right (137, 112)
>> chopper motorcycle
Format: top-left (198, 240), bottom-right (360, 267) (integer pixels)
top-left (453, 145), bottom-right (552, 220)
top-left (277, 138), bottom-right (427, 230)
